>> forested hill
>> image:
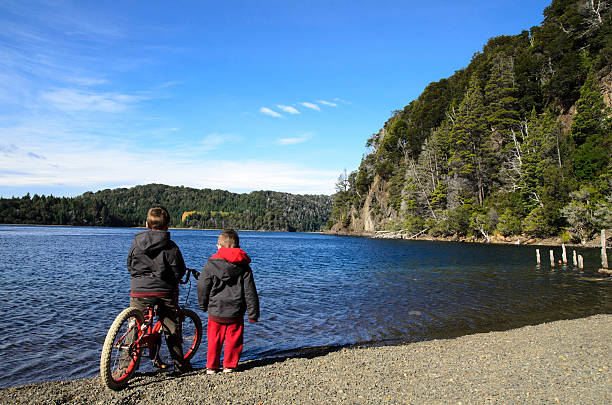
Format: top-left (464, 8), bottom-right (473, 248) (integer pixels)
top-left (0, 184), bottom-right (333, 232)
top-left (329, 0), bottom-right (612, 244)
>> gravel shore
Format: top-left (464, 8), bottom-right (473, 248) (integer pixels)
top-left (2, 314), bottom-right (610, 404)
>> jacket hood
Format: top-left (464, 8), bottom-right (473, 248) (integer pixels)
top-left (206, 248), bottom-right (251, 282)
top-left (211, 247), bottom-right (251, 264)
top-left (134, 230), bottom-right (170, 253)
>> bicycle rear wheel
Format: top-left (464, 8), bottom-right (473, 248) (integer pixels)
top-left (155, 308), bottom-right (202, 367)
top-left (100, 307), bottom-right (144, 390)
top-left (181, 309), bottom-right (202, 361)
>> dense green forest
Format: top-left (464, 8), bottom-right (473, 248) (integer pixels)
top-left (0, 184), bottom-right (333, 232)
top-left (329, 0), bottom-right (612, 244)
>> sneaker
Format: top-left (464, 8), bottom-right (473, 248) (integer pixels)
top-left (222, 368), bottom-right (235, 373)
top-left (206, 368), bottom-right (219, 375)
top-left (175, 362), bottom-right (193, 373)
top-left (152, 358), bottom-right (170, 370)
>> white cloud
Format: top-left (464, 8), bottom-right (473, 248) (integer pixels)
top-left (0, 141), bottom-right (336, 195)
top-left (259, 107), bottom-right (282, 118)
top-left (300, 102), bottom-right (320, 111)
top-left (318, 100), bottom-right (337, 107)
top-left (277, 133), bottom-right (313, 146)
top-left (199, 133), bottom-right (242, 151)
top-left (65, 77), bottom-right (108, 86)
top-left (0, 1), bottom-right (126, 88)
top-left (277, 105), bottom-right (300, 114)
top-left (27, 152), bottom-right (46, 160)
top-left (0, 144), bottom-right (18, 155)
top-left (334, 98), bottom-right (351, 105)
top-left (155, 80), bottom-right (181, 89)
top-left (40, 88), bottom-right (145, 113)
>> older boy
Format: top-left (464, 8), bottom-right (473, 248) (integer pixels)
top-left (197, 230), bottom-right (260, 373)
top-left (127, 206), bottom-right (192, 373)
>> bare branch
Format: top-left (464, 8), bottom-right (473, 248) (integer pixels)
top-left (530, 192), bottom-right (543, 208)
top-left (407, 159), bottom-right (437, 219)
top-left (588, 0), bottom-right (604, 25)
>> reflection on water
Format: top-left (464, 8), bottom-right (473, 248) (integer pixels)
top-left (0, 225), bottom-right (610, 388)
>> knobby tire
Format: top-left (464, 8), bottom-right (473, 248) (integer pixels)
top-left (100, 307), bottom-right (144, 391)
top-left (181, 309), bottom-right (202, 361)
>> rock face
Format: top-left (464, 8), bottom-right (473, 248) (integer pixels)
top-left (360, 176), bottom-right (382, 233)
top-left (343, 175), bottom-right (397, 234)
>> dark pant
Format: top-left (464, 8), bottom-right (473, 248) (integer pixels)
top-left (206, 319), bottom-right (244, 369)
top-left (130, 296), bottom-right (187, 368)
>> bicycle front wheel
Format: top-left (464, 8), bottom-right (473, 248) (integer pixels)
top-left (100, 307), bottom-right (144, 390)
top-left (181, 309), bottom-right (202, 361)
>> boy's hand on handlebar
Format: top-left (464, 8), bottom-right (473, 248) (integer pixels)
top-left (179, 268), bottom-right (200, 284)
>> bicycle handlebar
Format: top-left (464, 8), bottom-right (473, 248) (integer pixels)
top-left (180, 267), bottom-right (200, 284)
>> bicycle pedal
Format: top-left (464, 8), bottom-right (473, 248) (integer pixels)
top-left (152, 360), bottom-right (170, 369)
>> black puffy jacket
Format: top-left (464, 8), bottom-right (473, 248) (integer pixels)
top-left (127, 230), bottom-right (186, 297)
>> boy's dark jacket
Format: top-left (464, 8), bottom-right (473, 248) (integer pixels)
top-left (127, 230), bottom-right (187, 297)
top-left (197, 247), bottom-right (260, 322)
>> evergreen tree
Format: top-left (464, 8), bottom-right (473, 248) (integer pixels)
top-left (571, 68), bottom-right (611, 182)
top-left (485, 54), bottom-right (523, 192)
top-left (1, 185), bottom-right (333, 231)
top-left (485, 54), bottom-right (521, 136)
top-left (447, 76), bottom-right (494, 206)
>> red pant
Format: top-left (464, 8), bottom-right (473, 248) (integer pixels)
top-left (206, 319), bottom-right (244, 369)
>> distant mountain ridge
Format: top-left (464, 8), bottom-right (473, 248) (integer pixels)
top-left (0, 184), bottom-right (333, 232)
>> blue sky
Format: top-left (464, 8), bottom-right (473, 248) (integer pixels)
top-left (0, 0), bottom-right (552, 197)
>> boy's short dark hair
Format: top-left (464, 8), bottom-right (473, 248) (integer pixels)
top-left (147, 206), bottom-right (170, 230)
top-left (218, 230), bottom-right (239, 248)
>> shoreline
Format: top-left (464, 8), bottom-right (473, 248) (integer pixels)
top-left (325, 229), bottom-right (611, 250)
top-left (0, 223), bottom-right (323, 233)
top-left (2, 314), bottom-right (610, 404)
top-left (2, 223), bottom-right (606, 249)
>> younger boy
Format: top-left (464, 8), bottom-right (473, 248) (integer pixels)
top-left (197, 230), bottom-right (260, 373)
top-left (127, 206), bottom-right (192, 373)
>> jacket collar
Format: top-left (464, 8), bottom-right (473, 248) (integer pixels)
top-left (211, 247), bottom-right (251, 264)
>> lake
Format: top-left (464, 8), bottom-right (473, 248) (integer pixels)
top-left (0, 225), bottom-right (610, 388)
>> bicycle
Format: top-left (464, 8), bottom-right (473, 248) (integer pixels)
top-left (100, 268), bottom-right (202, 391)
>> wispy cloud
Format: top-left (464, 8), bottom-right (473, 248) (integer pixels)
top-left (318, 100), bottom-right (337, 107)
top-left (300, 102), bottom-right (320, 111)
top-left (259, 107), bottom-right (282, 118)
top-left (27, 152), bottom-right (46, 160)
top-left (1, 1), bottom-right (124, 43)
top-left (40, 88), bottom-right (146, 113)
top-left (0, 144), bottom-right (18, 155)
top-left (277, 133), bottom-right (313, 146)
top-left (65, 76), bottom-right (108, 86)
top-left (277, 105), bottom-right (300, 114)
top-left (199, 133), bottom-right (243, 151)
top-left (0, 1), bottom-right (126, 87)
top-left (0, 140), bottom-right (336, 195)
top-left (260, 99), bottom-right (345, 118)
top-left (0, 170), bottom-right (30, 176)
top-left (155, 80), bottom-right (181, 89)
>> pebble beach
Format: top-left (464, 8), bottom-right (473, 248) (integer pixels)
top-left (1, 314), bottom-right (610, 404)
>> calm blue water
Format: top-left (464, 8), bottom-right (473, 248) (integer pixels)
top-left (0, 225), bottom-right (610, 388)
